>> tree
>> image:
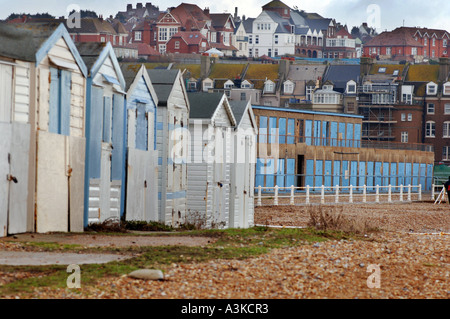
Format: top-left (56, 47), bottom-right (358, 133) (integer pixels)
top-left (69, 9), bottom-right (98, 19)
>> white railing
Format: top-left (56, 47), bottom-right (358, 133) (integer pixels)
top-left (255, 184), bottom-right (430, 206)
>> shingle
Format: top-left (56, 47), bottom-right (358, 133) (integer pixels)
top-left (229, 100), bottom-right (248, 126)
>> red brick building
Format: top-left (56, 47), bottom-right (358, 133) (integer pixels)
top-left (364, 27), bottom-right (450, 62)
top-left (166, 31), bottom-right (209, 54)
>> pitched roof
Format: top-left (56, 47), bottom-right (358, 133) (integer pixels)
top-left (171, 31), bottom-right (207, 45)
top-left (147, 69), bottom-right (180, 105)
top-left (406, 65), bottom-right (440, 82)
top-left (209, 13), bottom-right (234, 29)
top-left (0, 23), bottom-right (38, 61)
top-left (322, 64), bottom-right (361, 92)
top-left (75, 42), bottom-right (108, 70)
top-left (365, 27), bottom-right (423, 47)
top-left (187, 92), bottom-right (225, 119)
top-left (136, 43), bottom-right (161, 56)
top-left (65, 18), bottom-right (118, 35)
top-left (169, 3), bottom-right (211, 32)
top-left (229, 100), bottom-right (249, 126)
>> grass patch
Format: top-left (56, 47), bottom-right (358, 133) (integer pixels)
top-left (0, 226), bottom-right (352, 298)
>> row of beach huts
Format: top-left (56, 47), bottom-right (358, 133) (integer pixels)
top-left (0, 23), bottom-right (256, 237)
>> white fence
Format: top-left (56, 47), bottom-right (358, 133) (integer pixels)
top-left (255, 184), bottom-right (437, 206)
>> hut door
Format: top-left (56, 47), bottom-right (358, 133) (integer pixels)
top-left (0, 123), bottom-right (31, 237)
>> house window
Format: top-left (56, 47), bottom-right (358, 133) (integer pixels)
top-left (386, 47), bottom-right (391, 55)
top-left (444, 39), bottom-right (448, 47)
top-left (159, 28), bottom-right (168, 41)
top-left (275, 35), bottom-right (279, 44)
top-left (401, 131), bottom-right (408, 143)
top-left (268, 49), bottom-right (272, 57)
top-left (444, 146), bottom-right (450, 160)
top-left (401, 113), bottom-right (406, 121)
top-left (432, 38), bottom-right (436, 46)
top-left (255, 48), bottom-right (259, 57)
top-left (426, 121), bottom-right (436, 137)
top-left (427, 83), bottom-right (437, 95)
top-left (159, 44), bottom-right (166, 54)
top-left (175, 41), bottom-right (180, 49)
top-left (445, 104), bottom-right (450, 114)
top-left (408, 113), bottom-right (412, 121)
top-left (427, 103), bottom-right (435, 114)
top-left (240, 92), bottom-right (246, 101)
top-left (443, 122), bottom-right (450, 138)
top-left (412, 47), bottom-right (417, 55)
top-left (249, 35), bottom-right (252, 44)
top-left (444, 84), bottom-right (450, 95)
top-left (255, 35), bottom-right (259, 44)
top-left (424, 38), bottom-right (428, 45)
top-left (249, 48), bottom-right (253, 57)
top-left (432, 50), bottom-right (436, 58)
top-left (346, 82), bottom-right (356, 94)
top-left (402, 93), bottom-right (412, 104)
top-left (306, 86), bottom-right (314, 100)
top-left (135, 31), bottom-right (142, 41)
top-left (100, 37), bottom-right (106, 43)
top-left (264, 81), bottom-right (275, 93)
top-left (284, 82), bottom-right (294, 94)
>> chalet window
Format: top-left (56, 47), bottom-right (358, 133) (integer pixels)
top-left (346, 83), bottom-right (356, 94)
top-left (426, 121), bottom-right (436, 137)
top-left (401, 132), bottom-right (408, 143)
top-left (135, 31), bottom-right (142, 41)
top-left (443, 122), bottom-right (450, 138)
top-left (427, 103), bottom-right (435, 114)
top-left (49, 68), bottom-right (72, 136)
top-left (135, 103), bottom-right (148, 151)
top-left (102, 96), bottom-right (112, 143)
top-left (427, 83), bottom-right (437, 95)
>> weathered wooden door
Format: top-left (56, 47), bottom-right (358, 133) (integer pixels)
top-left (0, 123), bottom-right (30, 237)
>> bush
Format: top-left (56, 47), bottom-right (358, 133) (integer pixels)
top-left (307, 205), bottom-right (377, 234)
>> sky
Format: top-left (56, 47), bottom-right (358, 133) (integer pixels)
top-left (1, 0), bottom-right (450, 33)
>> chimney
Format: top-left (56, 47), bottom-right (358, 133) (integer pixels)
top-left (204, 7), bottom-right (210, 16)
top-left (360, 56), bottom-right (374, 76)
top-left (234, 7), bottom-right (238, 20)
top-left (146, 3), bottom-right (153, 10)
top-left (201, 55), bottom-right (211, 78)
top-left (137, 3), bottom-right (143, 9)
top-left (439, 56), bottom-right (450, 82)
top-left (127, 4), bottom-right (132, 11)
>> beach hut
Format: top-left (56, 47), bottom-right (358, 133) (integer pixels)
top-left (77, 42), bottom-right (127, 225)
top-left (229, 100), bottom-right (257, 228)
top-left (0, 23), bottom-right (88, 234)
top-left (147, 69), bottom-right (190, 227)
top-left (187, 92), bottom-right (236, 228)
top-left (121, 64), bottom-right (159, 222)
